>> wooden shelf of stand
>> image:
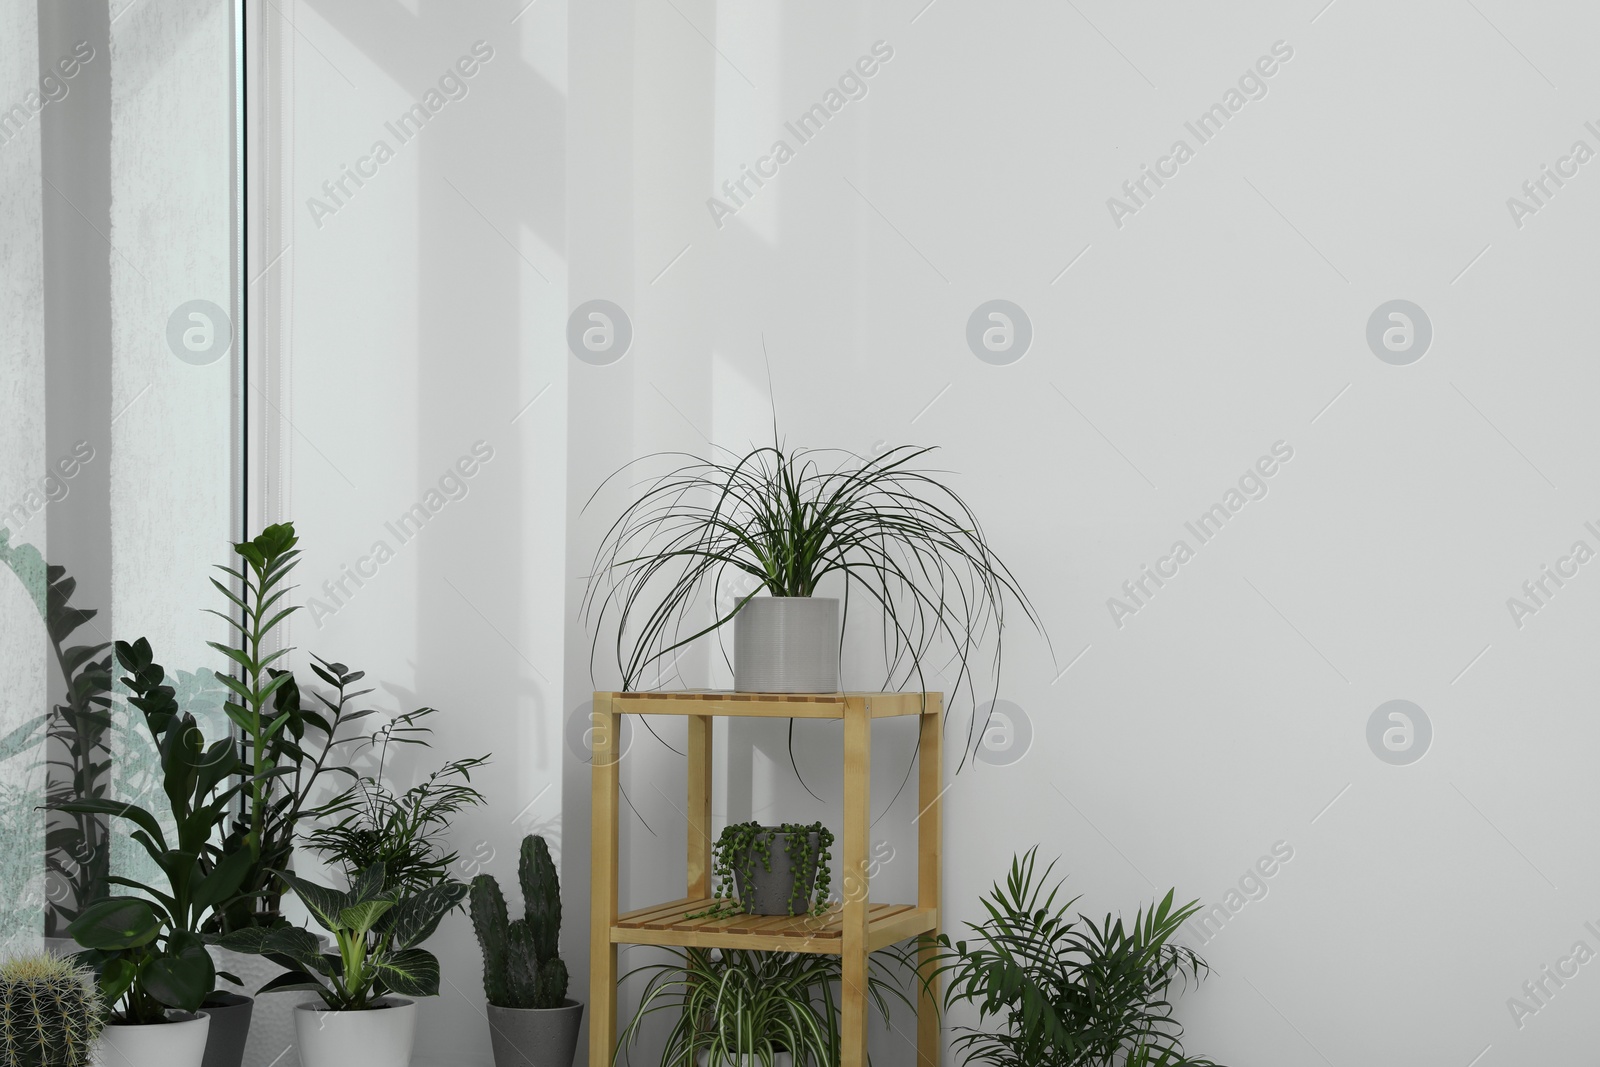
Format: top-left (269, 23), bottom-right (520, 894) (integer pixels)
top-left (612, 897), bottom-right (938, 954)
top-left (589, 690), bottom-right (943, 1067)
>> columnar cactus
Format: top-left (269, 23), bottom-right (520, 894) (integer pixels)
top-left (469, 834), bottom-right (569, 1009)
top-left (0, 952), bottom-right (104, 1067)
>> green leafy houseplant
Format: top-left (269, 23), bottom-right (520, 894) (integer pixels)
top-left (468, 836), bottom-right (569, 1009)
top-left (56, 638), bottom-right (249, 1024)
top-left (617, 947), bottom-right (914, 1067)
top-left (305, 708), bottom-right (488, 904)
top-left (691, 822), bottom-right (834, 919)
top-left (583, 440), bottom-right (1044, 756)
top-left (0, 534), bottom-right (116, 933)
top-left (0, 951), bottom-right (105, 1066)
top-left (924, 848), bottom-right (1222, 1067)
top-left (211, 523), bottom-right (368, 932)
top-left (213, 863), bottom-right (466, 1011)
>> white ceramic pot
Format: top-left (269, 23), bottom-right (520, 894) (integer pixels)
top-left (96, 1012), bottom-right (211, 1067)
top-left (695, 1052), bottom-right (792, 1067)
top-left (293, 998), bottom-right (416, 1067)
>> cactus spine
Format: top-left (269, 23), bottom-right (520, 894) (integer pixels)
top-left (469, 835), bottom-right (568, 1009)
top-left (0, 952), bottom-right (105, 1067)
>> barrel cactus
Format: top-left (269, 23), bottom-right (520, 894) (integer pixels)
top-left (0, 952), bottom-right (104, 1067)
top-left (469, 835), bottom-right (569, 1009)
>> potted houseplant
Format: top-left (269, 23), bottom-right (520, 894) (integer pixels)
top-left (468, 835), bottom-right (583, 1067)
top-left (922, 847), bottom-right (1223, 1067)
top-left (56, 638), bottom-right (252, 1067)
top-left (200, 523), bottom-right (373, 1067)
top-left (689, 822), bottom-right (832, 919)
top-left (213, 863), bottom-right (468, 1067)
top-left (0, 950), bottom-right (104, 1066)
top-left (584, 439), bottom-right (1042, 744)
top-left (617, 946), bottom-right (914, 1067)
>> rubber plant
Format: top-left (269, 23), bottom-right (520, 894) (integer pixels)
top-left (212, 863), bottom-right (467, 1011)
top-left (468, 835), bottom-right (570, 1009)
top-left (690, 821), bottom-right (833, 919)
top-left (582, 438), bottom-right (1046, 762)
top-left (56, 638), bottom-right (250, 1023)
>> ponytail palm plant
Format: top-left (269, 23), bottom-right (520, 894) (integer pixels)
top-left (583, 440), bottom-right (1043, 749)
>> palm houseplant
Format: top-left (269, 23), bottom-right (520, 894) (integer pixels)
top-left (0, 950), bottom-right (104, 1067)
top-left (616, 946), bottom-right (915, 1067)
top-left (583, 439), bottom-right (1043, 721)
top-left (213, 701), bottom-right (484, 1067)
top-left (55, 638), bottom-right (251, 1067)
top-left (923, 848), bottom-right (1223, 1067)
top-left (469, 835), bottom-right (582, 1067)
top-left (212, 863), bottom-right (468, 1067)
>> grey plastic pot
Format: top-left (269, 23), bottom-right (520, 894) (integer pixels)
top-left (733, 597), bottom-right (840, 693)
top-left (198, 993), bottom-right (253, 1067)
top-left (486, 1001), bottom-right (584, 1067)
top-left (732, 831), bottom-right (820, 916)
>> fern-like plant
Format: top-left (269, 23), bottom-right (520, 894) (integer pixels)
top-left (0, 951), bottom-right (104, 1067)
top-left (924, 848), bottom-right (1222, 1067)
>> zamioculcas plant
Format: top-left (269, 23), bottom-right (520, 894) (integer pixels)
top-left (0, 951), bottom-right (104, 1067)
top-left (56, 639), bottom-right (249, 1023)
top-left (469, 836), bottom-right (568, 1009)
top-left (209, 523), bottom-right (371, 931)
top-left (0, 533), bottom-right (115, 932)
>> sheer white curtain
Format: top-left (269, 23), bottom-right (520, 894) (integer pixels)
top-left (0, 0), bottom-right (239, 952)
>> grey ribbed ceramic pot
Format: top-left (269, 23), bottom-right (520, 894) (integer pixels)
top-left (733, 597), bottom-right (840, 693)
top-left (732, 831), bottom-right (820, 916)
top-left (486, 1001), bottom-right (584, 1067)
top-left (199, 993), bottom-right (253, 1067)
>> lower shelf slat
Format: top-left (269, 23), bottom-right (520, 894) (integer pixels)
top-left (612, 898), bottom-right (936, 955)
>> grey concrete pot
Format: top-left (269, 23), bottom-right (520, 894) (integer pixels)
top-left (486, 1001), bottom-right (584, 1067)
top-left (199, 993), bottom-right (253, 1067)
top-left (733, 597), bottom-right (840, 693)
top-left (210, 943), bottom-right (316, 1067)
top-left (732, 831), bottom-right (820, 916)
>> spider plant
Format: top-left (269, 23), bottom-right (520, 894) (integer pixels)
top-left (583, 439), bottom-right (1044, 754)
top-left (616, 947), bottom-right (915, 1067)
top-left (924, 848), bottom-right (1222, 1067)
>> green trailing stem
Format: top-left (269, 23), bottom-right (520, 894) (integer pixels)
top-left (0, 952), bottom-right (104, 1067)
top-left (469, 835), bottom-right (568, 1009)
top-left (691, 821), bottom-right (834, 920)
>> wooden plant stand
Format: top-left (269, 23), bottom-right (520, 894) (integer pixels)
top-left (589, 691), bottom-right (943, 1067)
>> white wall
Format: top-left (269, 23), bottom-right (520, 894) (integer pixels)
top-left (261, 1), bottom-right (1600, 1063)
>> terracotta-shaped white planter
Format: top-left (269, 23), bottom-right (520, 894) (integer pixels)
top-left (95, 1012), bottom-right (211, 1067)
top-left (695, 1052), bottom-right (792, 1067)
top-left (294, 998), bottom-right (416, 1067)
